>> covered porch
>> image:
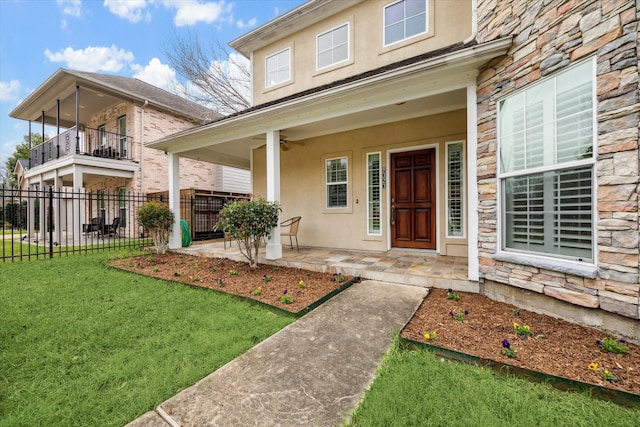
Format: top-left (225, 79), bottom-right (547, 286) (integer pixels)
top-left (173, 240), bottom-right (475, 292)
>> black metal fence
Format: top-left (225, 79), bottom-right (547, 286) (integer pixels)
top-left (0, 186), bottom-right (238, 262)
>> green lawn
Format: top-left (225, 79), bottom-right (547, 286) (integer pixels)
top-left (347, 338), bottom-right (640, 427)
top-left (0, 251), bottom-right (293, 426)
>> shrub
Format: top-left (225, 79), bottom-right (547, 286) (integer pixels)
top-left (215, 199), bottom-right (280, 268)
top-left (136, 201), bottom-right (175, 254)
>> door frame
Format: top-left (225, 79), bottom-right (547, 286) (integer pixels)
top-left (386, 143), bottom-right (440, 252)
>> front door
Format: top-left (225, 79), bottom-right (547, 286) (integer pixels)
top-left (390, 149), bottom-right (436, 249)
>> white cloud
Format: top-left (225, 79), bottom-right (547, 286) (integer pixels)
top-left (236, 17), bottom-right (256, 29)
top-left (0, 80), bottom-right (21, 102)
top-left (103, 0), bottom-right (149, 23)
top-left (44, 45), bottom-right (135, 73)
top-left (132, 58), bottom-right (181, 92)
top-left (57, 0), bottom-right (82, 17)
top-left (172, 0), bottom-right (232, 27)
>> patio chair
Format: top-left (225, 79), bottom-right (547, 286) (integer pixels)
top-left (83, 217), bottom-right (104, 237)
top-left (280, 216), bottom-right (301, 251)
top-left (105, 217), bottom-right (121, 238)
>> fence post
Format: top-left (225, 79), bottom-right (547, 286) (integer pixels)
top-left (48, 186), bottom-right (53, 258)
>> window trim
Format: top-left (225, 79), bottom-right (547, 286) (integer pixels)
top-left (446, 141), bottom-right (465, 239)
top-left (118, 115), bottom-right (127, 157)
top-left (366, 152), bottom-right (382, 236)
top-left (325, 156), bottom-right (349, 210)
top-left (316, 22), bottom-right (350, 71)
top-left (265, 47), bottom-right (291, 88)
top-left (496, 57), bottom-right (597, 266)
top-left (383, 0), bottom-right (429, 48)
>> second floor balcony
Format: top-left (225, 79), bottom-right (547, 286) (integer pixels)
top-left (30, 126), bottom-right (134, 168)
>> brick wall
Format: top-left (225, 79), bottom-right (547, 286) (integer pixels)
top-left (476, 0), bottom-right (639, 319)
top-left (87, 102), bottom-right (217, 195)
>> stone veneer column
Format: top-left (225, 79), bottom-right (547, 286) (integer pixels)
top-left (475, 0), bottom-right (639, 320)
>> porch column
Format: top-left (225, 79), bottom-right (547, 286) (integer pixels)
top-left (466, 83), bottom-right (479, 281)
top-left (73, 166), bottom-right (84, 245)
top-left (265, 130), bottom-right (282, 260)
top-left (38, 175), bottom-right (45, 244)
top-left (53, 170), bottom-right (62, 245)
top-left (167, 152), bottom-right (181, 249)
top-left (26, 178), bottom-right (35, 240)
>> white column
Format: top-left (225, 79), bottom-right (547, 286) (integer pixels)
top-left (265, 130), bottom-right (282, 259)
top-left (73, 166), bottom-right (84, 245)
top-left (27, 178), bottom-right (35, 241)
top-left (466, 83), bottom-right (479, 281)
top-left (168, 152), bottom-right (182, 249)
top-left (53, 170), bottom-right (62, 244)
top-left (38, 175), bottom-right (45, 243)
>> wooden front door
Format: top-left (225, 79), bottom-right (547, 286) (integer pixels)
top-left (390, 149), bottom-right (436, 249)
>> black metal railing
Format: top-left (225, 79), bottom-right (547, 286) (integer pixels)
top-left (0, 186), bottom-right (244, 262)
top-left (29, 127), bottom-right (133, 167)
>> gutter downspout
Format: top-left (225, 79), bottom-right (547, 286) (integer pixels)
top-left (463, 0), bottom-right (478, 44)
top-left (140, 100), bottom-right (148, 194)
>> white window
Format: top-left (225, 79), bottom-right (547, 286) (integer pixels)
top-left (265, 48), bottom-right (290, 88)
top-left (98, 124), bottom-right (106, 147)
top-left (118, 187), bottom-right (126, 227)
top-left (384, 0), bottom-right (427, 46)
top-left (498, 59), bottom-right (595, 262)
top-left (317, 23), bottom-right (349, 70)
top-left (326, 157), bottom-right (348, 209)
top-left (118, 115), bottom-right (127, 158)
top-left (367, 153), bottom-right (381, 235)
top-left (447, 142), bottom-right (464, 237)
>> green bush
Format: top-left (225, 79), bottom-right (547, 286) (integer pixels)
top-left (137, 201), bottom-right (175, 254)
top-left (215, 199), bottom-right (280, 268)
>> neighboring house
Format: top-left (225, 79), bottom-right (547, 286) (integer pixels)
top-left (147, 0), bottom-right (639, 336)
top-left (9, 69), bottom-right (251, 241)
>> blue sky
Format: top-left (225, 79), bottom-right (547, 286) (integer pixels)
top-left (0, 0), bottom-right (306, 175)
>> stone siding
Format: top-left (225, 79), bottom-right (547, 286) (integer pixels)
top-left (476, 0), bottom-right (639, 319)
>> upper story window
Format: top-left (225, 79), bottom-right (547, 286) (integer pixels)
top-left (498, 59), bottom-right (595, 263)
top-left (384, 0), bottom-right (428, 46)
top-left (265, 48), bottom-right (291, 88)
top-left (317, 23), bottom-right (349, 70)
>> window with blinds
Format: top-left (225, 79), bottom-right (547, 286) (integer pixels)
top-left (447, 143), bottom-right (464, 237)
top-left (499, 59), bottom-right (594, 262)
top-left (367, 153), bottom-right (381, 235)
top-left (326, 157), bottom-right (348, 208)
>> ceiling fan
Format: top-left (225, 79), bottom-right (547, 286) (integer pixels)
top-left (253, 135), bottom-right (304, 151)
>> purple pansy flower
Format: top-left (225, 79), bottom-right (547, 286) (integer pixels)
top-left (502, 339), bottom-right (510, 349)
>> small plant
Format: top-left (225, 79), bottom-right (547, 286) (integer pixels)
top-left (152, 267), bottom-right (160, 273)
top-left (596, 337), bottom-right (628, 355)
top-left (333, 273), bottom-right (345, 283)
top-left (446, 288), bottom-right (459, 301)
top-left (450, 310), bottom-right (467, 323)
top-left (423, 330), bottom-right (438, 341)
top-left (173, 261), bottom-right (180, 266)
top-left (512, 308), bottom-right (520, 317)
top-left (588, 362), bottom-right (599, 371)
top-left (229, 269), bottom-right (238, 276)
top-left (174, 272), bottom-right (181, 277)
top-left (218, 279), bottom-right (226, 287)
top-left (189, 275), bottom-right (200, 282)
top-left (145, 256), bottom-right (155, 262)
top-left (272, 267), bottom-right (279, 272)
top-left (501, 339), bottom-right (517, 358)
top-left (262, 275), bottom-right (271, 283)
top-left (513, 322), bottom-right (531, 338)
top-left (602, 369), bottom-right (617, 382)
top-left (218, 260), bottom-right (225, 267)
top-left (280, 289), bottom-right (293, 304)
top-left (136, 201), bottom-right (175, 254)
top-left (252, 286), bottom-right (262, 296)
top-left (209, 266), bottom-right (216, 272)
top-left (298, 280), bottom-right (306, 289)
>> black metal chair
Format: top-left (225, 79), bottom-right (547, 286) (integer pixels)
top-left (105, 217), bottom-right (121, 238)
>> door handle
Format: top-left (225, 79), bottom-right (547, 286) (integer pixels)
top-left (390, 198), bottom-right (395, 226)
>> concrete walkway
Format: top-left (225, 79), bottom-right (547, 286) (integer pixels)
top-left (127, 280), bottom-right (428, 426)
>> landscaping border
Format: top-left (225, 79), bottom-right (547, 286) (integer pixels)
top-left (399, 336), bottom-right (640, 408)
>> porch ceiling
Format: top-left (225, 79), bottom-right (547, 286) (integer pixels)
top-left (147, 38), bottom-right (511, 170)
